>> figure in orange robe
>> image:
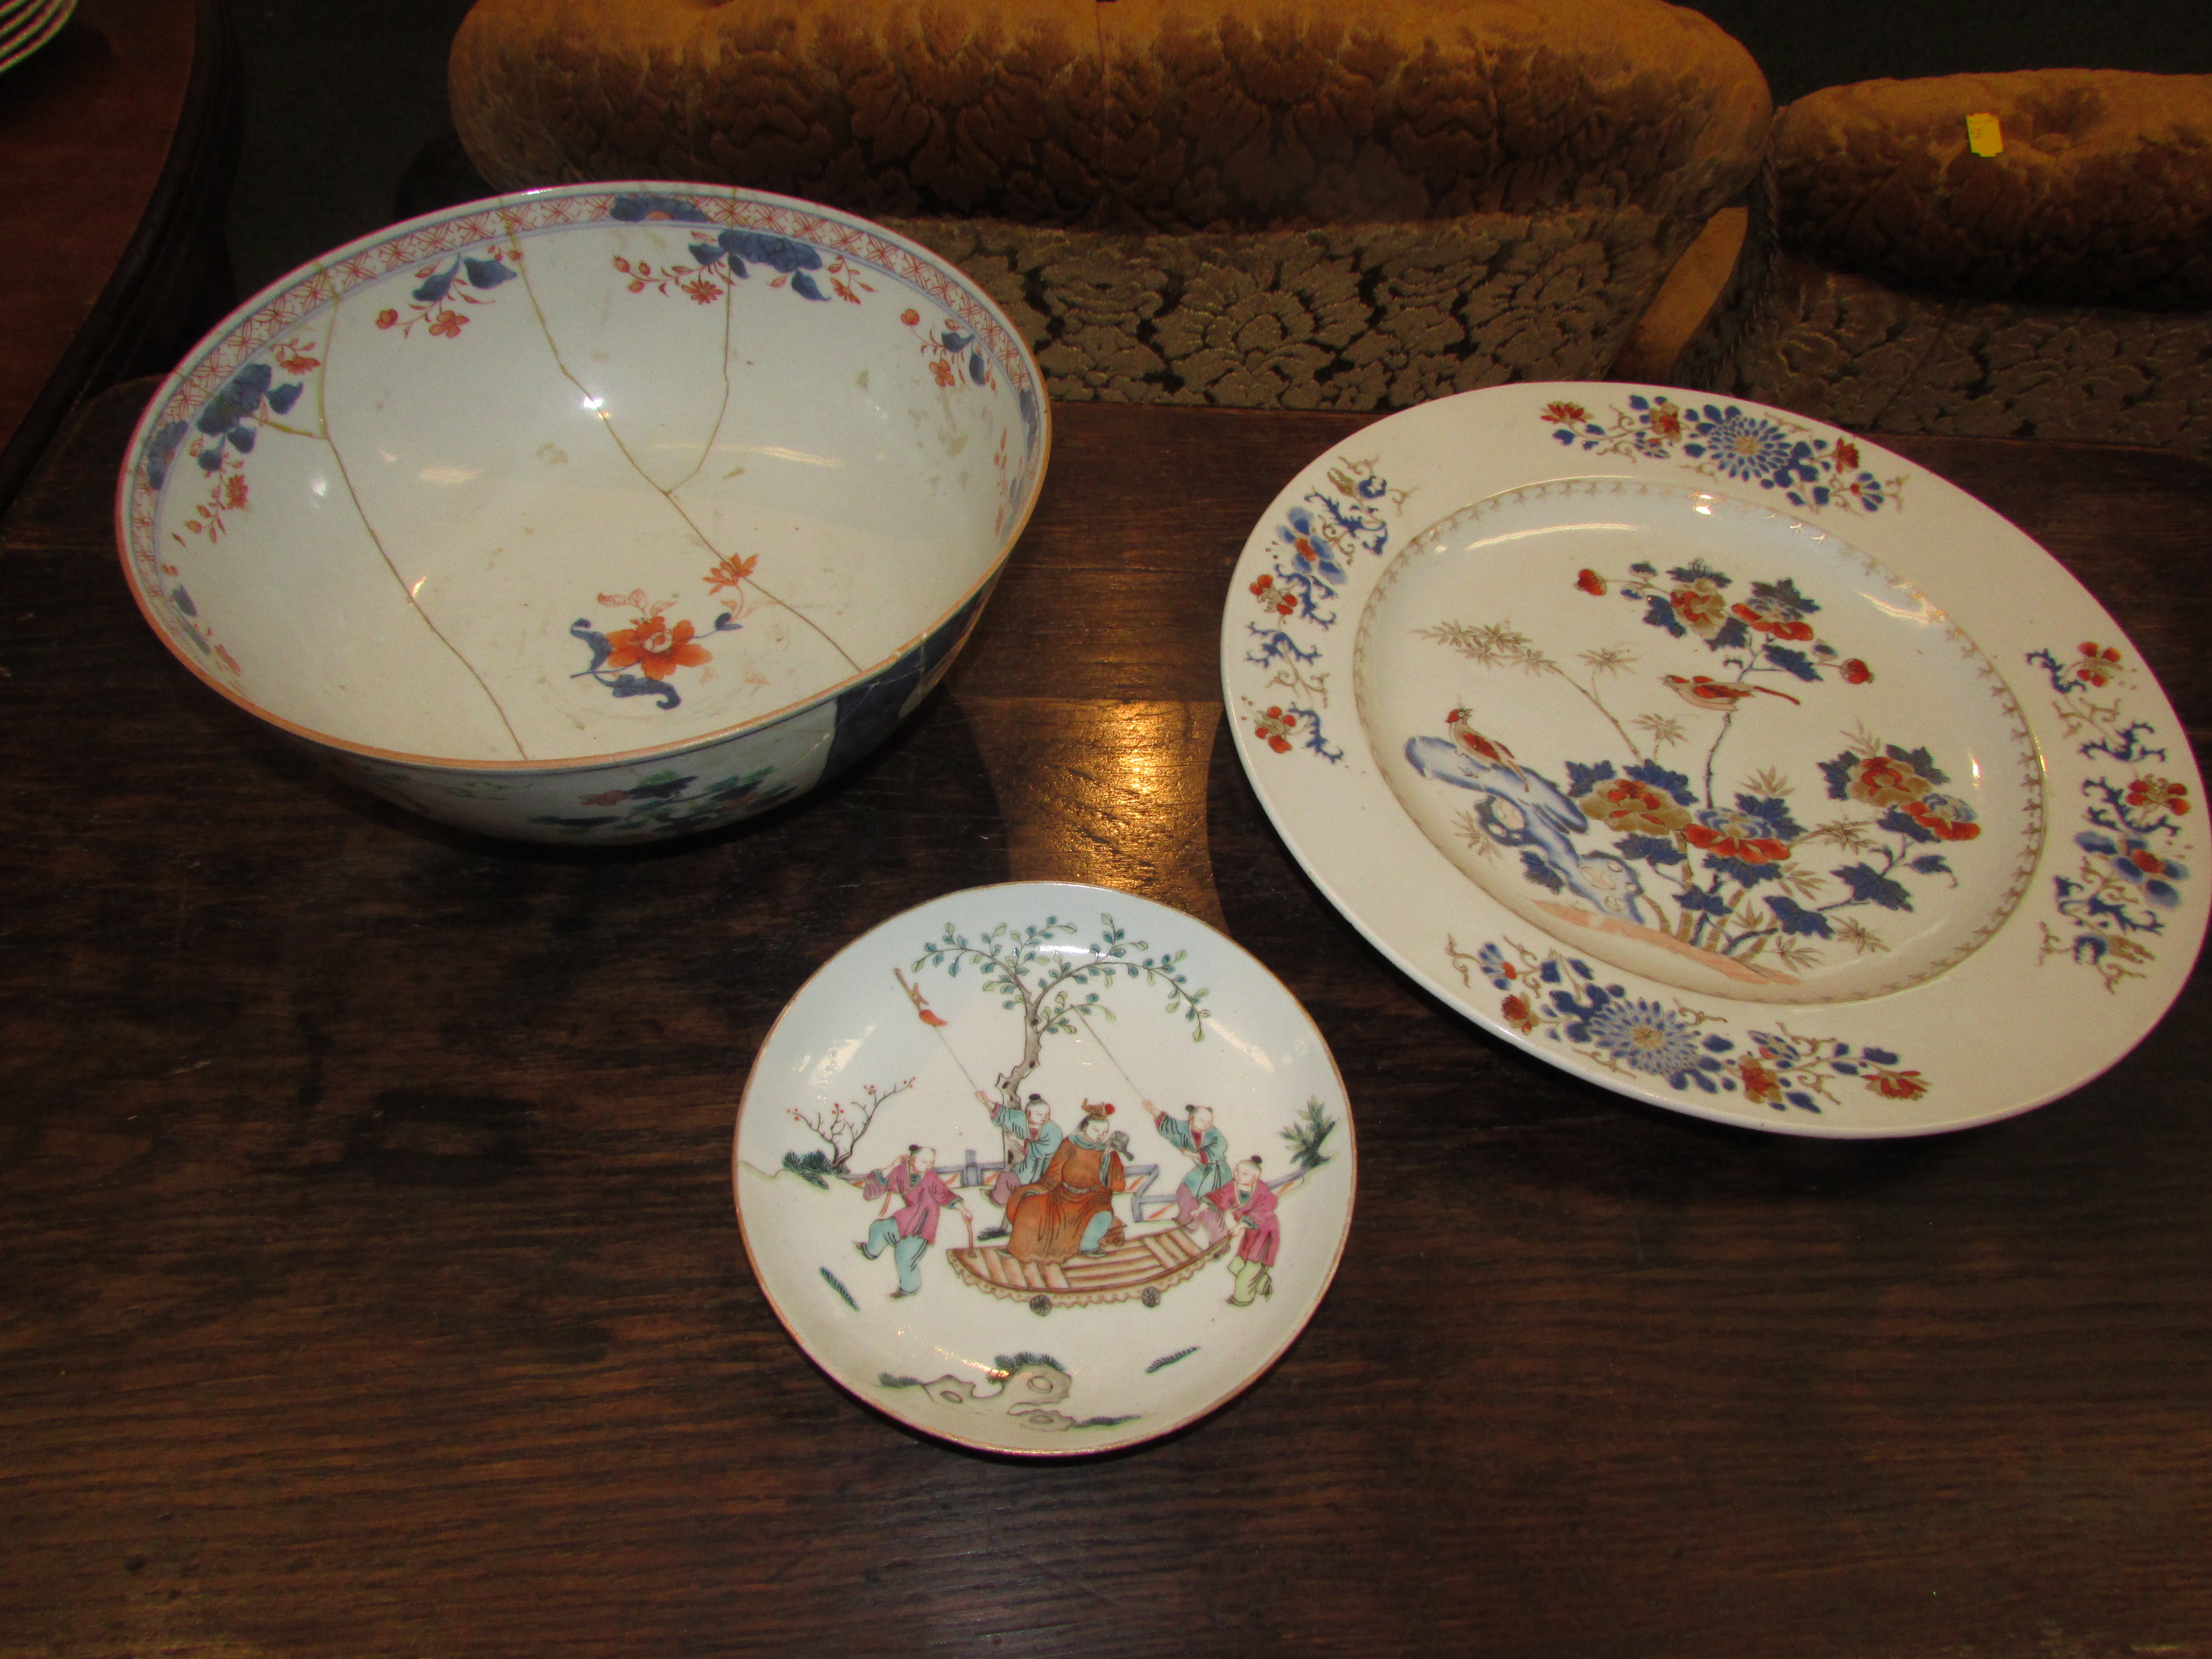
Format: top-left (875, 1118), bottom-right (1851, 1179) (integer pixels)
top-left (1006, 1103), bottom-right (1128, 1265)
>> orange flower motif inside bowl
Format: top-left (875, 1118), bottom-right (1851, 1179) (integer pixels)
top-left (571, 588), bottom-right (731, 712)
top-left (604, 598), bottom-right (710, 681)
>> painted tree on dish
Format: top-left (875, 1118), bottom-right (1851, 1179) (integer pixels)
top-left (1407, 558), bottom-right (1978, 981)
top-left (781, 1078), bottom-right (916, 1188)
top-left (912, 912), bottom-right (1214, 1113)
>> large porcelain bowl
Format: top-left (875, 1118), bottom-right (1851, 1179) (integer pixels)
top-left (115, 184), bottom-right (1048, 842)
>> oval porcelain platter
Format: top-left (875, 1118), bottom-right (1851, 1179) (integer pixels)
top-left (733, 883), bottom-right (1355, 1454)
top-left (1222, 383), bottom-right (2206, 1137)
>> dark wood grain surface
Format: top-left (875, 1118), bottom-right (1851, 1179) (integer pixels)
top-left (2, 381), bottom-right (2207, 1658)
top-left (0, 0), bottom-right (234, 519)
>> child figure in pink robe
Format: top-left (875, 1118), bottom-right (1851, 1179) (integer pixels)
top-left (858, 1145), bottom-right (962, 1298)
top-left (1208, 1156), bottom-right (1280, 1307)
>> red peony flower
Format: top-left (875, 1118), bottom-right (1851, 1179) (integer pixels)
top-left (605, 611), bottom-right (710, 681)
top-left (2074, 642), bottom-right (2123, 686)
top-left (2127, 776), bottom-right (2191, 817)
top-left (1255, 706), bottom-right (1297, 754)
top-left (900, 308), bottom-right (920, 327)
top-left (2129, 844), bottom-right (2178, 879)
top-left (1580, 777), bottom-right (1692, 836)
top-left (1841, 658), bottom-right (1872, 684)
top-left (1903, 794), bottom-right (1981, 841)
top-left (1832, 439), bottom-right (1860, 470)
top-left (1737, 1058), bottom-right (1782, 1105)
top-left (1731, 598), bottom-right (1814, 640)
top-left (1500, 995), bottom-right (1537, 1033)
top-left (1684, 823), bottom-right (1791, 864)
top-left (1845, 753), bottom-right (1933, 809)
top-left (1576, 568), bottom-right (1607, 596)
top-left (1540, 401), bottom-right (1589, 426)
top-left (374, 308), bottom-right (399, 329)
top-left (1669, 577), bottom-right (1728, 637)
top-left (1869, 1068), bottom-right (1929, 1101)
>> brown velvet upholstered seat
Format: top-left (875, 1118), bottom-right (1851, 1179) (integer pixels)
top-left (1684, 70), bottom-right (2212, 455)
top-left (448, 0), bottom-right (1771, 407)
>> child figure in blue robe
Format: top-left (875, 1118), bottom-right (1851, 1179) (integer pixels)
top-left (1149, 1101), bottom-right (1231, 1246)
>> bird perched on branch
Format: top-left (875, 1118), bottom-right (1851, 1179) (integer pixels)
top-left (1444, 707), bottom-right (1526, 781)
top-left (1660, 673), bottom-right (1801, 711)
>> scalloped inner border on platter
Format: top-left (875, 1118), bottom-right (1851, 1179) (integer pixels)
top-left (1353, 478), bottom-right (2047, 1006)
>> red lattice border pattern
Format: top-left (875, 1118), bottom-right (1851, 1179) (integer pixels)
top-left (125, 190), bottom-right (1041, 598)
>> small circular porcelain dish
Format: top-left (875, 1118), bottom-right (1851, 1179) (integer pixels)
top-left (733, 882), bottom-right (1355, 1456)
top-left (115, 182), bottom-right (1047, 842)
top-left (1223, 382), bottom-right (2207, 1137)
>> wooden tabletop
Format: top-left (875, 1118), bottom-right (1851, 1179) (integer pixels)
top-left (0, 0), bottom-right (230, 519)
top-left (3, 379), bottom-right (2209, 1657)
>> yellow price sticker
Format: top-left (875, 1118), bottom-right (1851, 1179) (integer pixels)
top-left (1967, 112), bottom-right (2004, 156)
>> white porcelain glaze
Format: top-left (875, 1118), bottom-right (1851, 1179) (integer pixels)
top-left (733, 884), bottom-right (1356, 1456)
top-left (1223, 384), bottom-right (2207, 1136)
top-left (117, 184), bottom-right (1048, 842)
